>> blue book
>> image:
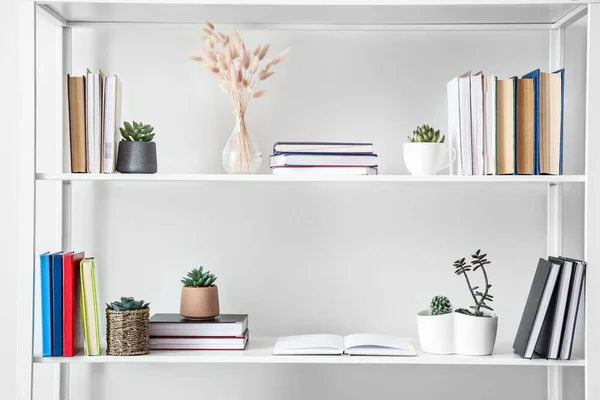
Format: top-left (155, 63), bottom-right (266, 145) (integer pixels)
top-left (553, 69), bottom-right (565, 175)
top-left (51, 252), bottom-right (64, 356)
top-left (40, 252), bottom-right (53, 357)
top-left (522, 69), bottom-right (540, 175)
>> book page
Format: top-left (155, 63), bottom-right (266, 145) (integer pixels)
top-left (272, 334), bottom-right (343, 355)
top-left (343, 334), bottom-right (416, 356)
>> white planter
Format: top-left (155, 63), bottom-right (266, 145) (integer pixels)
top-left (403, 143), bottom-right (456, 175)
top-left (416, 310), bottom-right (498, 356)
top-left (454, 311), bottom-right (498, 356)
top-left (416, 310), bottom-right (454, 354)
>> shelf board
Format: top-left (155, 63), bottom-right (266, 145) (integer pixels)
top-left (36, 173), bottom-right (586, 183)
top-left (33, 337), bottom-right (584, 366)
top-left (40, 2), bottom-right (581, 26)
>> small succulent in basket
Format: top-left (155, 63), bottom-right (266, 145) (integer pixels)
top-left (120, 121), bottom-right (155, 142)
top-left (407, 124), bottom-right (445, 143)
top-left (106, 296), bottom-right (150, 311)
top-left (453, 249), bottom-right (494, 317)
top-left (116, 121), bottom-right (158, 174)
top-left (430, 295), bottom-right (452, 315)
top-left (106, 297), bottom-right (150, 356)
top-left (180, 266), bottom-right (220, 319)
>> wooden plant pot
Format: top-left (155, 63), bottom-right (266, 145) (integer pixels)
top-left (180, 285), bottom-right (220, 319)
top-left (106, 308), bottom-right (150, 356)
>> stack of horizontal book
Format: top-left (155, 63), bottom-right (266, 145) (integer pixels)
top-left (270, 142), bottom-right (378, 175)
top-left (513, 257), bottom-right (586, 360)
top-left (447, 69), bottom-right (564, 176)
top-left (149, 314), bottom-right (249, 350)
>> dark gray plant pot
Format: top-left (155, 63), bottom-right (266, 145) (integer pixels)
top-left (116, 141), bottom-right (157, 174)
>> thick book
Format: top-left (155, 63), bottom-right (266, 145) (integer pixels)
top-left (470, 71), bottom-right (484, 175)
top-left (67, 75), bottom-right (87, 173)
top-left (273, 142), bottom-right (373, 154)
top-left (539, 70), bottom-right (564, 175)
top-left (80, 258), bottom-right (101, 356)
top-left (272, 166), bottom-right (377, 175)
top-left (484, 75), bottom-right (497, 175)
top-left (458, 71), bottom-right (473, 175)
top-left (86, 69), bottom-right (105, 173)
top-left (40, 252), bottom-right (53, 357)
top-left (516, 78), bottom-right (535, 175)
top-left (522, 69), bottom-right (541, 175)
top-left (62, 251), bottom-right (85, 357)
top-left (150, 330), bottom-right (249, 350)
top-left (270, 153), bottom-right (378, 168)
top-left (273, 334), bottom-right (416, 356)
top-left (446, 75), bottom-right (462, 175)
top-left (560, 257), bottom-right (586, 359)
top-left (149, 313), bottom-right (248, 337)
top-left (497, 77), bottom-right (516, 175)
top-left (513, 258), bottom-right (561, 359)
top-left (102, 75), bottom-right (121, 173)
top-left (51, 252), bottom-right (64, 356)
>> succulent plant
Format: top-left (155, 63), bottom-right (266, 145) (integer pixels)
top-left (106, 297), bottom-right (150, 311)
top-left (453, 249), bottom-right (494, 317)
top-left (181, 266), bottom-right (217, 288)
top-left (408, 124), bottom-right (445, 143)
top-left (119, 121), bottom-right (155, 142)
top-left (430, 295), bottom-right (452, 315)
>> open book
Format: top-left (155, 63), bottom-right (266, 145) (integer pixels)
top-left (272, 334), bottom-right (416, 356)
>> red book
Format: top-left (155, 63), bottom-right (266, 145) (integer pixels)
top-left (62, 251), bottom-right (85, 357)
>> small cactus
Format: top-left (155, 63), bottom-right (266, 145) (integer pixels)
top-left (408, 124), bottom-right (445, 143)
top-left (430, 295), bottom-right (452, 315)
top-left (119, 121), bottom-right (155, 142)
top-left (181, 266), bottom-right (217, 288)
top-left (106, 297), bottom-right (150, 311)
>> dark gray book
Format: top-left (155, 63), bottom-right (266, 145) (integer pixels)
top-left (149, 314), bottom-right (248, 337)
top-left (560, 258), bottom-right (587, 360)
top-left (513, 258), bottom-right (561, 359)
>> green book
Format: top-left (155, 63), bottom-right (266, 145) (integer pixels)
top-left (80, 258), bottom-right (101, 356)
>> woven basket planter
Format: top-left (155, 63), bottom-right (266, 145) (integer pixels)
top-left (106, 308), bottom-right (150, 356)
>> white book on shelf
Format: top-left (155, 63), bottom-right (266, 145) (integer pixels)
top-left (458, 71), bottom-right (472, 176)
top-left (484, 75), bottom-right (497, 175)
top-left (548, 259), bottom-right (574, 358)
top-left (102, 75), bottom-right (121, 173)
top-left (85, 69), bottom-right (105, 173)
top-left (272, 333), bottom-right (416, 356)
top-left (446, 76), bottom-right (462, 176)
top-left (470, 71), bottom-right (484, 175)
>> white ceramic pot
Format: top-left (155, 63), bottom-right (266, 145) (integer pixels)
top-left (403, 143), bottom-right (456, 176)
top-left (454, 311), bottom-right (498, 356)
top-left (416, 310), bottom-right (454, 354)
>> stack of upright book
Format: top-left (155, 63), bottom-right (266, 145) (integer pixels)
top-left (513, 257), bottom-right (586, 360)
top-left (149, 314), bottom-right (249, 350)
top-left (270, 142), bottom-right (378, 175)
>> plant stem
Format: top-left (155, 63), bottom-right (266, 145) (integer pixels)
top-left (460, 266), bottom-right (479, 308)
top-left (476, 265), bottom-right (490, 313)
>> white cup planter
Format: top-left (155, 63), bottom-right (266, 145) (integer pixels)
top-left (416, 310), bottom-right (498, 356)
top-left (403, 143), bottom-right (456, 175)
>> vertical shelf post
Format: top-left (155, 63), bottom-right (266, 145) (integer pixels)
top-left (585, 4), bottom-right (600, 400)
top-left (17, 1), bottom-right (36, 399)
top-left (53, 24), bottom-right (72, 400)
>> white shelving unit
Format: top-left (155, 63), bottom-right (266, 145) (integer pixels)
top-left (17, 1), bottom-right (600, 400)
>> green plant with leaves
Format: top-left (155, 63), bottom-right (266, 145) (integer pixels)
top-left (407, 124), bottom-right (445, 143)
top-left (120, 121), bottom-right (155, 142)
top-left (453, 249), bottom-right (493, 317)
top-left (106, 297), bottom-right (150, 311)
top-left (181, 266), bottom-right (217, 288)
top-left (430, 295), bottom-right (452, 315)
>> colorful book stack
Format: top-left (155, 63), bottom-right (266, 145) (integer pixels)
top-left (67, 69), bottom-right (122, 173)
top-left (513, 256), bottom-right (586, 360)
top-left (40, 252), bottom-right (101, 357)
top-left (149, 314), bottom-right (249, 350)
top-left (269, 142), bottom-right (378, 175)
top-left (447, 69), bottom-right (564, 176)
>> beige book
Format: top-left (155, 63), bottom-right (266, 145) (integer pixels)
top-left (516, 78), bottom-right (534, 175)
top-left (497, 78), bottom-right (516, 174)
top-left (67, 75), bottom-right (87, 173)
top-left (549, 73), bottom-right (562, 175)
top-left (539, 73), bottom-right (552, 174)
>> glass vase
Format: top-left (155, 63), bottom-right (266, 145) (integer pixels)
top-left (222, 114), bottom-right (262, 174)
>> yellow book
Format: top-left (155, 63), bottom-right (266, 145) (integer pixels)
top-left (80, 258), bottom-right (101, 356)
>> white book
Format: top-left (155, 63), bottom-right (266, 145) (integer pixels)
top-left (272, 166), bottom-right (377, 175)
top-left (85, 69), bottom-right (105, 173)
top-left (446, 76), bottom-right (462, 175)
top-left (560, 260), bottom-right (586, 360)
top-left (457, 71), bottom-right (472, 175)
top-left (272, 334), bottom-right (416, 356)
top-left (270, 154), bottom-right (378, 168)
top-left (85, 69), bottom-right (94, 173)
top-left (484, 75), bottom-right (497, 175)
top-left (102, 75), bottom-right (121, 173)
top-left (470, 71), bottom-right (484, 175)
top-left (548, 259), bottom-right (574, 358)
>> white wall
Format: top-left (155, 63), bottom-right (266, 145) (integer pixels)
top-left (18, 7), bottom-right (589, 400)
